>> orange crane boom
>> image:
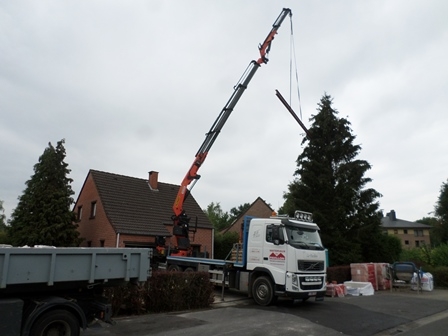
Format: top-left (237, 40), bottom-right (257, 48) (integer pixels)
top-left (171, 8), bottom-right (292, 254)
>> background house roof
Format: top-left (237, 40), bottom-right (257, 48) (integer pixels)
top-left (222, 197), bottom-right (273, 234)
top-left (381, 210), bottom-right (432, 229)
top-left (89, 169), bottom-right (212, 236)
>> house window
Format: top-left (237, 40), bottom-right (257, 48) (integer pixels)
top-left (403, 229), bottom-right (408, 234)
top-left (414, 230), bottom-right (423, 237)
top-left (415, 240), bottom-right (420, 247)
top-left (100, 239), bottom-right (105, 247)
top-left (393, 229), bottom-right (398, 234)
top-left (77, 206), bottom-right (83, 221)
top-left (90, 201), bottom-right (97, 219)
top-left (87, 241), bottom-right (92, 247)
top-left (405, 240), bottom-right (409, 245)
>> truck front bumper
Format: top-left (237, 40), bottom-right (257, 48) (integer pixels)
top-left (284, 272), bottom-right (326, 299)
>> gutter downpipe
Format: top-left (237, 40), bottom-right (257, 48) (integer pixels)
top-left (116, 233), bottom-right (120, 248)
top-left (211, 228), bottom-right (214, 259)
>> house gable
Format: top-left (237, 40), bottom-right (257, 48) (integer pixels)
top-left (223, 197), bottom-right (274, 240)
top-left (74, 170), bottom-right (213, 250)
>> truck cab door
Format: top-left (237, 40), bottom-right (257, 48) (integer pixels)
top-left (263, 224), bottom-right (287, 284)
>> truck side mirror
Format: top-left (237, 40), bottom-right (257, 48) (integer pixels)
top-left (271, 226), bottom-right (284, 245)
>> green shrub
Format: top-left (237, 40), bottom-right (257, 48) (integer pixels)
top-left (399, 248), bottom-right (429, 268)
top-left (214, 231), bottom-right (239, 260)
top-left (431, 244), bottom-right (448, 267)
top-left (104, 271), bottom-right (215, 316)
top-left (327, 265), bottom-right (351, 284)
top-left (421, 265), bottom-right (448, 288)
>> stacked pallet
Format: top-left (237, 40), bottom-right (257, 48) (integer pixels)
top-left (350, 263), bottom-right (390, 290)
top-left (229, 243), bottom-right (243, 262)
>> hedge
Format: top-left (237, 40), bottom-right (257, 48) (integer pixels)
top-left (104, 271), bottom-right (215, 316)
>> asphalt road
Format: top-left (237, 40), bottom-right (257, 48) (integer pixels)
top-left (84, 289), bottom-right (448, 335)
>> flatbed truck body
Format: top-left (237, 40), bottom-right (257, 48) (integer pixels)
top-left (0, 246), bottom-right (151, 336)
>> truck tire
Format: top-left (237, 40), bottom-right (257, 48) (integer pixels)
top-left (184, 267), bottom-right (195, 272)
top-left (252, 276), bottom-right (275, 306)
top-left (167, 264), bottom-right (181, 272)
top-left (30, 309), bottom-right (80, 336)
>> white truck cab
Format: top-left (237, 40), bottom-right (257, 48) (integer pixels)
top-left (245, 211), bottom-right (327, 305)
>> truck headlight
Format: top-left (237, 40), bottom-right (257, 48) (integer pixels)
top-left (292, 274), bottom-right (299, 290)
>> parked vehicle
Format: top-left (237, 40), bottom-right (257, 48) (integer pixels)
top-left (0, 246), bottom-right (151, 336)
top-left (165, 211), bottom-right (326, 306)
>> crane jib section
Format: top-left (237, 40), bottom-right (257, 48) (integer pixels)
top-left (172, 8), bottom-right (292, 234)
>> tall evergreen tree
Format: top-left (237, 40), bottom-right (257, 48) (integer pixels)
top-left (0, 200), bottom-right (6, 230)
top-left (0, 200), bottom-right (10, 244)
top-left (434, 180), bottom-right (448, 245)
top-left (280, 94), bottom-right (382, 265)
top-left (8, 139), bottom-right (81, 246)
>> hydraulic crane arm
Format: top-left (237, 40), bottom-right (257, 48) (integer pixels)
top-left (172, 8), bottom-right (292, 237)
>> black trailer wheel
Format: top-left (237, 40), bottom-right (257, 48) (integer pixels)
top-left (252, 276), bottom-right (275, 306)
top-left (30, 309), bottom-right (80, 336)
top-left (184, 267), bottom-right (195, 272)
top-left (167, 264), bottom-right (181, 272)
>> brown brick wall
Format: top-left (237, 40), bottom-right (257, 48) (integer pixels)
top-left (76, 174), bottom-right (117, 247)
top-left (386, 228), bottom-right (431, 249)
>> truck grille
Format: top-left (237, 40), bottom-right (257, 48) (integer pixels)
top-left (298, 260), bottom-right (325, 272)
top-left (300, 277), bottom-right (325, 290)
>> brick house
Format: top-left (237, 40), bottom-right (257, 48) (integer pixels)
top-left (74, 170), bottom-right (213, 256)
top-left (381, 210), bottom-right (432, 249)
top-left (222, 197), bottom-right (274, 241)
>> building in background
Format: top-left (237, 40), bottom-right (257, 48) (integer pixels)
top-left (381, 210), bottom-right (431, 249)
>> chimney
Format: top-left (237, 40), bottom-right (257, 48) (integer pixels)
top-left (387, 210), bottom-right (396, 221)
top-left (148, 171), bottom-right (159, 190)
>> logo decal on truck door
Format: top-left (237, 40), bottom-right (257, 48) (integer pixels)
top-left (269, 249), bottom-right (286, 264)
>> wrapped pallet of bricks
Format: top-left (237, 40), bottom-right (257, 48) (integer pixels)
top-left (374, 263), bottom-right (390, 290)
top-left (350, 263), bottom-right (390, 291)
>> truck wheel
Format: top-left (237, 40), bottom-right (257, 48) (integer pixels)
top-left (252, 276), bottom-right (275, 306)
top-left (30, 309), bottom-right (80, 336)
top-left (184, 267), bottom-right (195, 272)
top-left (167, 264), bottom-right (181, 272)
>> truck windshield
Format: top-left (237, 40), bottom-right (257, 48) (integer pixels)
top-left (285, 226), bottom-right (324, 250)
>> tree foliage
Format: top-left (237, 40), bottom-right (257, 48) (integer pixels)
top-left (280, 94), bottom-right (383, 265)
top-left (229, 203), bottom-right (251, 219)
top-left (0, 200), bottom-right (10, 244)
top-left (204, 202), bottom-right (251, 231)
top-left (214, 231), bottom-right (239, 260)
top-left (433, 180), bottom-right (448, 246)
top-left (0, 200), bottom-right (6, 231)
top-left (8, 139), bottom-right (81, 247)
top-left (204, 202), bottom-right (249, 259)
top-left (203, 202), bottom-right (232, 231)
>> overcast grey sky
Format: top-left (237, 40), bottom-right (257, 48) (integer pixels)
top-left (1, 0), bottom-right (447, 222)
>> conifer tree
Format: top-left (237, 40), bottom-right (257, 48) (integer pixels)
top-left (280, 94), bottom-right (383, 265)
top-left (433, 180), bottom-right (448, 245)
top-left (8, 139), bottom-right (81, 246)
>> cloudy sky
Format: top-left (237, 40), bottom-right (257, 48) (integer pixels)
top-left (1, 0), bottom-right (447, 222)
